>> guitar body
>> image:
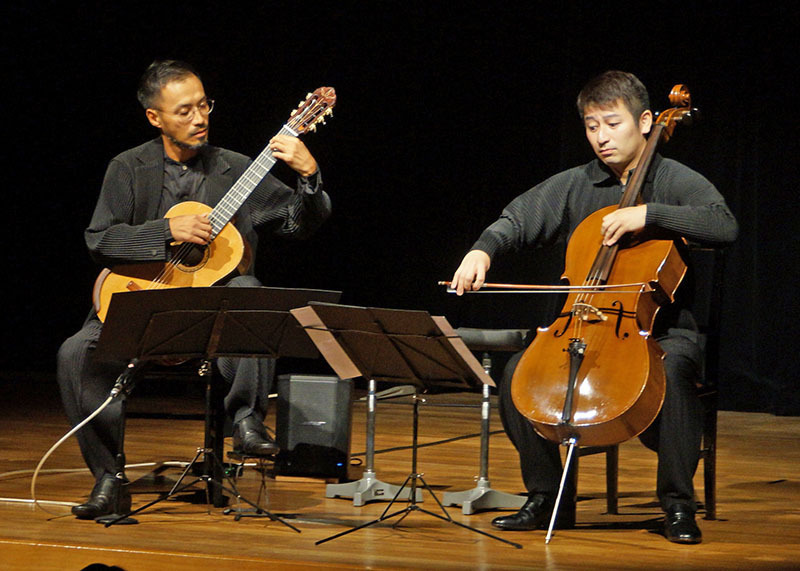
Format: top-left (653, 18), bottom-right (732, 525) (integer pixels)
top-left (93, 201), bottom-right (245, 322)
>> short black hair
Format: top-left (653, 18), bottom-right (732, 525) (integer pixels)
top-left (576, 70), bottom-right (650, 120)
top-left (136, 60), bottom-right (200, 109)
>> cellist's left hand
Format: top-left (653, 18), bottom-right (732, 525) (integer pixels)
top-left (601, 205), bottom-right (647, 246)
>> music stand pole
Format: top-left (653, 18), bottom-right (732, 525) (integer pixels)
top-left (325, 377), bottom-right (421, 505)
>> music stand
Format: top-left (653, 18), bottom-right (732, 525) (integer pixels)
top-left (291, 302), bottom-right (521, 548)
top-left (94, 286), bottom-right (340, 529)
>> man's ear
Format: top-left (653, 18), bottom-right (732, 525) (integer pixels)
top-left (145, 108), bottom-right (161, 129)
top-left (639, 109), bottom-right (653, 135)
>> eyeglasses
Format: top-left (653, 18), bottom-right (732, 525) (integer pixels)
top-left (155, 98), bottom-right (215, 124)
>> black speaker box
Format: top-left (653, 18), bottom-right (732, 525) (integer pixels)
top-left (275, 374), bottom-right (352, 481)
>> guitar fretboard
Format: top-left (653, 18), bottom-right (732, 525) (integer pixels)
top-left (208, 124), bottom-right (298, 238)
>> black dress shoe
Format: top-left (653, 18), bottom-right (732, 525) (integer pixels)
top-left (664, 503), bottom-right (702, 544)
top-left (491, 493), bottom-right (576, 531)
top-left (232, 415), bottom-right (280, 456)
top-left (71, 475), bottom-right (132, 520)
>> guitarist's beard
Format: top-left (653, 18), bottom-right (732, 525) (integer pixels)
top-left (167, 131), bottom-right (209, 151)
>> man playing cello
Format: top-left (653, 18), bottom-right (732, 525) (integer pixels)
top-left (450, 71), bottom-right (737, 544)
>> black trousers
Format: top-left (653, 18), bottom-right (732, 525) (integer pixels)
top-left (56, 276), bottom-right (274, 482)
top-left (497, 328), bottom-right (704, 513)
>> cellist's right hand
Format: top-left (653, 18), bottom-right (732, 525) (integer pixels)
top-left (450, 250), bottom-right (491, 296)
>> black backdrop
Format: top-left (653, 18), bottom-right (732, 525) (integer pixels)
top-left (4, 3), bottom-right (797, 414)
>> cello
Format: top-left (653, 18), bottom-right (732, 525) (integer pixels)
top-left (510, 85), bottom-right (698, 451)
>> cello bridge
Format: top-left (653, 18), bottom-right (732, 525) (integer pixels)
top-left (573, 302), bottom-right (607, 322)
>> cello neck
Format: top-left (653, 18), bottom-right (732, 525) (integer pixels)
top-left (587, 122), bottom-right (668, 283)
top-left (619, 122), bottom-right (666, 209)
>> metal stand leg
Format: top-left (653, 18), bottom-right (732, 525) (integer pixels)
top-left (325, 378), bottom-right (421, 506)
top-left (223, 456), bottom-right (273, 520)
top-left (317, 395), bottom-right (521, 549)
top-left (443, 382), bottom-right (525, 514)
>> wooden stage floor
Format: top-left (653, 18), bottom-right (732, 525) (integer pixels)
top-left (1, 378), bottom-right (799, 570)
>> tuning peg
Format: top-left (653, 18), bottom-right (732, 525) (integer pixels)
top-left (290, 109), bottom-right (297, 116)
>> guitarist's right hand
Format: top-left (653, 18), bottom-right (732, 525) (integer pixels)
top-left (168, 213), bottom-right (213, 245)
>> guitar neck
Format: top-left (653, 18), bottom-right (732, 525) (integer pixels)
top-left (209, 124), bottom-right (298, 238)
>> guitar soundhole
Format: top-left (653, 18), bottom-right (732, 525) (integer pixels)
top-left (172, 243), bottom-right (209, 271)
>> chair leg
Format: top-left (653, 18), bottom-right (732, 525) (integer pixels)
top-left (703, 399), bottom-right (717, 520)
top-left (605, 445), bottom-right (619, 515)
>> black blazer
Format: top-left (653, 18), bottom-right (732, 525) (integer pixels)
top-left (84, 138), bottom-right (330, 268)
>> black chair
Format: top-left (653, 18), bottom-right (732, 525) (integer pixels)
top-left (687, 245), bottom-right (726, 521)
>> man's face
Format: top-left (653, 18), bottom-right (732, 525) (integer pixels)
top-left (583, 99), bottom-right (652, 178)
top-left (145, 74), bottom-right (210, 151)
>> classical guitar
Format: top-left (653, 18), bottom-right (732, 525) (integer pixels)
top-left (92, 87), bottom-right (336, 322)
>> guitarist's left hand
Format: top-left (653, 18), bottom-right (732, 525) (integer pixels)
top-left (269, 135), bottom-right (318, 177)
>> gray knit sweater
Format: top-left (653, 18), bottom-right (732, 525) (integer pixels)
top-left (472, 155), bottom-right (738, 259)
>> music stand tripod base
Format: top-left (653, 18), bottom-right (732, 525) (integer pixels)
top-left (442, 478), bottom-right (526, 515)
top-left (442, 382), bottom-right (526, 514)
top-left (317, 395), bottom-right (521, 549)
top-left (326, 470), bottom-right (421, 506)
top-left (326, 378), bottom-right (421, 506)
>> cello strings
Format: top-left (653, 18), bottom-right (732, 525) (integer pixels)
top-left (574, 267), bottom-right (606, 339)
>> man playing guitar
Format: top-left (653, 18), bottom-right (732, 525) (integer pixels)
top-left (57, 60), bottom-right (332, 520)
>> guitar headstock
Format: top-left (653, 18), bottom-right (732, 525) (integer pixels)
top-left (287, 87), bottom-right (336, 135)
top-left (653, 84), bottom-right (699, 143)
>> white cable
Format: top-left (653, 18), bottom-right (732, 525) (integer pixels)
top-left (1, 498), bottom-right (77, 507)
top-left (30, 395), bottom-right (114, 516)
top-left (0, 467), bottom-right (89, 480)
top-left (28, 370), bottom-right (262, 517)
top-left (1, 462), bottom-right (200, 509)
top-left (0, 462), bottom-right (190, 482)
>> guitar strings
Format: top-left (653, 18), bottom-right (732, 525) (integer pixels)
top-left (140, 120), bottom-right (309, 289)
